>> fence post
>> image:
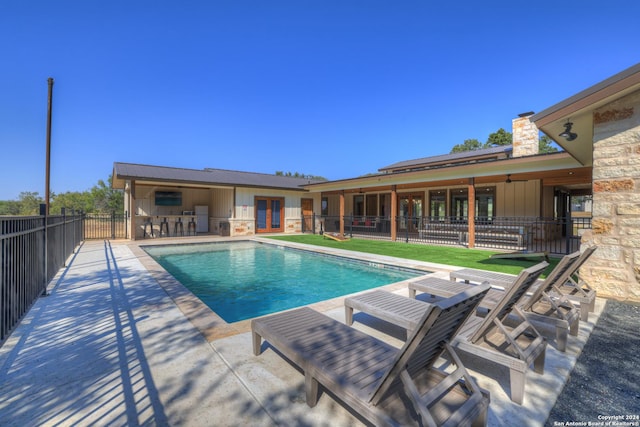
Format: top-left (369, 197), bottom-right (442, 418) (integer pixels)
top-left (61, 207), bottom-right (67, 266)
top-left (405, 215), bottom-right (409, 243)
top-left (312, 213), bottom-right (316, 234)
top-left (81, 211), bottom-right (85, 241)
top-left (565, 217), bottom-right (573, 254)
top-left (39, 204), bottom-right (48, 296)
top-left (111, 212), bottom-right (116, 239)
top-left (72, 209), bottom-right (76, 252)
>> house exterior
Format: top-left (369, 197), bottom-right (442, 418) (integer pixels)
top-left (306, 112), bottom-right (591, 255)
top-left (113, 62), bottom-right (640, 302)
top-left (531, 62), bottom-right (640, 301)
top-left (111, 163), bottom-right (323, 240)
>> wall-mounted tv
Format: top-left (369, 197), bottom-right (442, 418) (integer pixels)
top-left (155, 191), bottom-right (182, 206)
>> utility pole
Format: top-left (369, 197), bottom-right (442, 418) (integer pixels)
top-left (45, 77), bottom-right (54, 215)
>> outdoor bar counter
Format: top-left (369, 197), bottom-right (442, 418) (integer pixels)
top-left (135, 214), bottom-right (198, 238)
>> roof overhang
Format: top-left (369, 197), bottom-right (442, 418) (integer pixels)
top-left (305, 151), bottom-right (587, 192)
top-left (112, 163), bottom-right (312, 192)
top-left (531, 63), bottom-right (640, 166)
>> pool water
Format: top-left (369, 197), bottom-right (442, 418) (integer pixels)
top-left (144, 241), bottom-right (423, 323)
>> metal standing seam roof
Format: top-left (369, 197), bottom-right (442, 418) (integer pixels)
top-left (378, 145), bottom-right (513, 172)
top-left (530, 62), bottom-right (640, 125)
top-left (112, 162), bottom-right (323, 190)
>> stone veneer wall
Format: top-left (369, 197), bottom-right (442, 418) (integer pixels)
top-left (512, 114), bottom-right (539, 157)
top-left (581, 88), bottom-right (640, 301)
top-left (226, 217), bottom-right (310, 236)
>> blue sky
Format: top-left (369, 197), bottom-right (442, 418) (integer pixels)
top-left (1, 1), bottom-right (639, 200)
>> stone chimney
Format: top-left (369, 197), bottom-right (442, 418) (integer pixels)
top-left (512, 112), bottom-right (539, 157)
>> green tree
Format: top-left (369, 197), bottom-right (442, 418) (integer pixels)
top-left (49, 175), bottom-right (123, 214)
top-left (0, 200), bottom-right (21, 215)
top-left (451, 128), bottom-right (560, 154)
top-left (450, 139), bottom-right (483, 153)
top-left (539, 135), bottom-right (559, 153)
top-left (485, 128), bottom-right (512, 147)
top-left (90, 175), bottom-right (123, 213)
top-left (1, 175), bottom-right (125, 216)
top-left (50, 191), bottom-right (93, 214)
top-left (275, 171), bottom-right (327, 181)
top-left (17, 192), bottom-right (44, 215)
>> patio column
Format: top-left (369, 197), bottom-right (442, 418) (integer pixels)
top-left (391, 186), bottom-right (397, 241)
top-left (129, 180), bottom-right (137, 241)
top-left (467, 178), bottom-right (475, 248)
top-left (339, 191), bottom-right (345, 236)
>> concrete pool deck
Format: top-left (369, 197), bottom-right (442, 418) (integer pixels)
top-left (0, 238), bottom-right (603, 426)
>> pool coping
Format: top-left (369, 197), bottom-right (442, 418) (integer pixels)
top-left (130, 235), bottom-right (460, 342)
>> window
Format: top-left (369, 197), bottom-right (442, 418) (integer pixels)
top-left (451, 189), bottom-right (468, 221)
top-left (353, 195), bottom-right (364, 216)
top-left (450, 187), bottom-right (495, 222)
top-left (271, 199), bottom-right (281, 228)
top-left (379, 194), bottom-right (389, 217)
top-left (429, 190), bottom-right (446, 220)
top-left (571, 195), bottom-right (592, 213)
top-left (366, 194), bottom-right (377, 217)
top-left (321, 197), bottom-right (328, 216)
top-left (476, 187), bottom-right (495, 220)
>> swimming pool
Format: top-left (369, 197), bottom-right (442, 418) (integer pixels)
top-left (143, 241), bottom-right (424, 323)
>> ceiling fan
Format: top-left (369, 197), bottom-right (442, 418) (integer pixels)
top-left (505, 174), bottom-right (527, 184)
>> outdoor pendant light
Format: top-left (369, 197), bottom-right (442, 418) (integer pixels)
top-left (559, 121), bottom-right (578, 141)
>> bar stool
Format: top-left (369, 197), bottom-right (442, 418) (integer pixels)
top-left (159, 217), bottom-right (169, 237)
top-left (143, 218), bottom-right (154, 238)
top-left (174, 217), bottom-right (184, 236)
top-left (187, 217), bottom-right (196, 235)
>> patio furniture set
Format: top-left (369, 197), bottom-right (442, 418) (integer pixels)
top-left (141, 216), bottom-right (197, 238)
top-left (418, 223), bottom-right (529, 248)
top-left (251, 247), bottom-right (597, 426)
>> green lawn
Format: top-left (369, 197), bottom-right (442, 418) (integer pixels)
top-left (266, 235), bottom-right (558, 277)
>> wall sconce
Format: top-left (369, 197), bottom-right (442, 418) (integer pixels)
top-left (559, 121), bottom-right (578, 141)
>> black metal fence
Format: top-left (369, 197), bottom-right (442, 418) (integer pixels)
top-left (331, 215), bottom-right (393, 241)
top-left (306, 215), bottom-right (591, 255)
top-left (83, 213), bottom-right (128, 239)
top-left (1, 213), bottom-right (83, 345)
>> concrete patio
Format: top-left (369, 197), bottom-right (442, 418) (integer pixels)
top-left (0, 238), bottom-right (603, 426)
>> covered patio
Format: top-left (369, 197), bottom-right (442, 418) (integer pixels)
top-left (307, 136), bottom-right (592, 255)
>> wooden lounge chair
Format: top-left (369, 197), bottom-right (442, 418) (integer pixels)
top-left (346, 262), bottom-right (549, 404)
top-left (551, 246), bottom-right (597, 320)
top-left (252, 285), bottom-right (491, 427)
top-left (411, 251), bottom-right (582, 352)
top-left (450, 247), bottom-right (597, 321)
top-left (512, 252), bottom-right (581, 351)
